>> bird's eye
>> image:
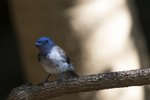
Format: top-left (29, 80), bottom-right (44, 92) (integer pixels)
top-left (45, 40), bottom-right (49, 43)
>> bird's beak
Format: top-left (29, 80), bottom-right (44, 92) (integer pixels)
top-left (35, 42), bottom-right (41, 47)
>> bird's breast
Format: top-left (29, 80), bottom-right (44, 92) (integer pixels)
top-left (39, 56), bottom-right (60, 74)
top-left (39, 53), bottom-right (70, 74)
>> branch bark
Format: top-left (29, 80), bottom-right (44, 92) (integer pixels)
top-left (7, 68), bottom-right (150, 100)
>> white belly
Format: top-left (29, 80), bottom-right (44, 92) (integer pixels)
top-left (40, 60), bottom-right (70, 74)
top-left (40, 57), bottom-right (60, 73)
top-left (39, 47), bottom-right (70, 74)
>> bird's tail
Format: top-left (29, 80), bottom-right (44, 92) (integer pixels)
top-left (66, 70), bottom-right (79, 78)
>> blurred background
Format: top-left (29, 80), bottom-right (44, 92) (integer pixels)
top-left (1, 0), bottom-right (150, 100)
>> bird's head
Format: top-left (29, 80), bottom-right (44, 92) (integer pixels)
top-left (35, 37), bottom-right (55, 55)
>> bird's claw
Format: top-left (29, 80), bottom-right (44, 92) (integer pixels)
top-left (42, 80), bottom-right (49, 86)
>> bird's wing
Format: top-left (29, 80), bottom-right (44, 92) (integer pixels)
top-left (55, 46), bottom-right (71, 64)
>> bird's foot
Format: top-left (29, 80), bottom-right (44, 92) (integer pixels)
top-left (41, 74), bottom-right (51, 86)
top-left (42, 80), bottom-right (49, 86)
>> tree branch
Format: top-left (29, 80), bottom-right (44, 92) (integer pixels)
top-left (7, 68), bottom-right (150, 100)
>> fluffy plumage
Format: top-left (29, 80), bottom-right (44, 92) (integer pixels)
top-left (35, 37), bottom-right (78, 82)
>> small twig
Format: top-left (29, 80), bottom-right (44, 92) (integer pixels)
top-left (7, 68), bottom-right (150, 100)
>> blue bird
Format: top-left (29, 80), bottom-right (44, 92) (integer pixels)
top-left (35, 37), bottom-right (79, 83)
